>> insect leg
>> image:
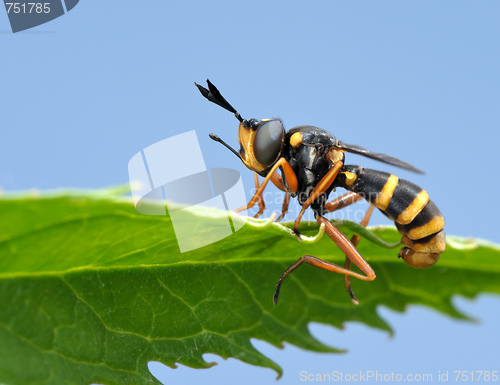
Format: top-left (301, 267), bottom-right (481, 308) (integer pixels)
top-left (270, 172), bottom-right (287, 192)
top-left (323, 191), bottom-right (373, 303)
top-left (293, 162), bottom-right (343, 236)
top-left (268, 171), bottom-right (292, 221)
top-left (253, 172), bottom-right (266, 219)
top-left (274, 215), bottom-right (376, 305)
top-left (254, 171), bottom-right (291, 221)
top-left (235, 157), bottom-right (298, 213)
top-left (324, 191), bottom-right (364, 213)
top-left (344, 204), bottom-right (375, 304)
top-left (276, 194), bottom-right (290, 222)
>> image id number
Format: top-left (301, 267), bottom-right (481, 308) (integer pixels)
top-left (5, 3), bottom-right (50, 14)
top-left (454, 371), bottom-right (499, 381)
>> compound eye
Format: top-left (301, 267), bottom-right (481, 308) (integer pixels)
top-left (253, 120), bottom-right (284, 167)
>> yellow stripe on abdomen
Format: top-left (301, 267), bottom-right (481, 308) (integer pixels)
top-left (407, 215), bottom-right (445, 240)
top-left (374, 174), bottom-right (398, 211)
top-left (397, 190), bottom-right (429, 225)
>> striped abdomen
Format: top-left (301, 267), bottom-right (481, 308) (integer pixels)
top-left (336, 165), bottom-right (446, 268)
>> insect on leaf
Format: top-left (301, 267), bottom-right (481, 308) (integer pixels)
top-left (1, 190), bottom-right (499, 384)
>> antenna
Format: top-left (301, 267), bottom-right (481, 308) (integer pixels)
top-left (209, 133), bottom-right (242, 161)
top-left (195, 79), bottom-right (244, 122)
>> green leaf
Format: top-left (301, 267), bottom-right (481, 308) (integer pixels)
top-left (1, 190), bottom-right (499, 384)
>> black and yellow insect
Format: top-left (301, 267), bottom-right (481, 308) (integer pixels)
top-left (195, 79), bottom-right (445, 304)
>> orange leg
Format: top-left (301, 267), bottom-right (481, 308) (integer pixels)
top-left (344, 204), bottom-right (375, 304)
top-left (276, 194), bottom-right (290, 222)
top-left (270, 172), bottom-right (287, 192)
top-left (253, 171), bottom-right (292, 221)
top-left (293, 161), bottom-right (343, 237)
top-left (236, 157), bottom-right (298, 213)
top-left (253, 173), bottom-right (266, 219)
top-left (274, 215), bottom-right (376, 305)
top-left (324, 192), bottom-right (376, 303)
top-left (269, 171), bottom-right (291, 221)
top-left (324, 191), bottom-right (364, 214)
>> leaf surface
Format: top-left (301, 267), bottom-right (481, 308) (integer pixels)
top-left (1, 192), bottom-right (499, 384)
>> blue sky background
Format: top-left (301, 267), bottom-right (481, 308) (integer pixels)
top-left (1, 1), bottom-right (499, 384)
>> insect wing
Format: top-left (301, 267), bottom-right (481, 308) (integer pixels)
top-left (336, 141), bottom-right (424, 174)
